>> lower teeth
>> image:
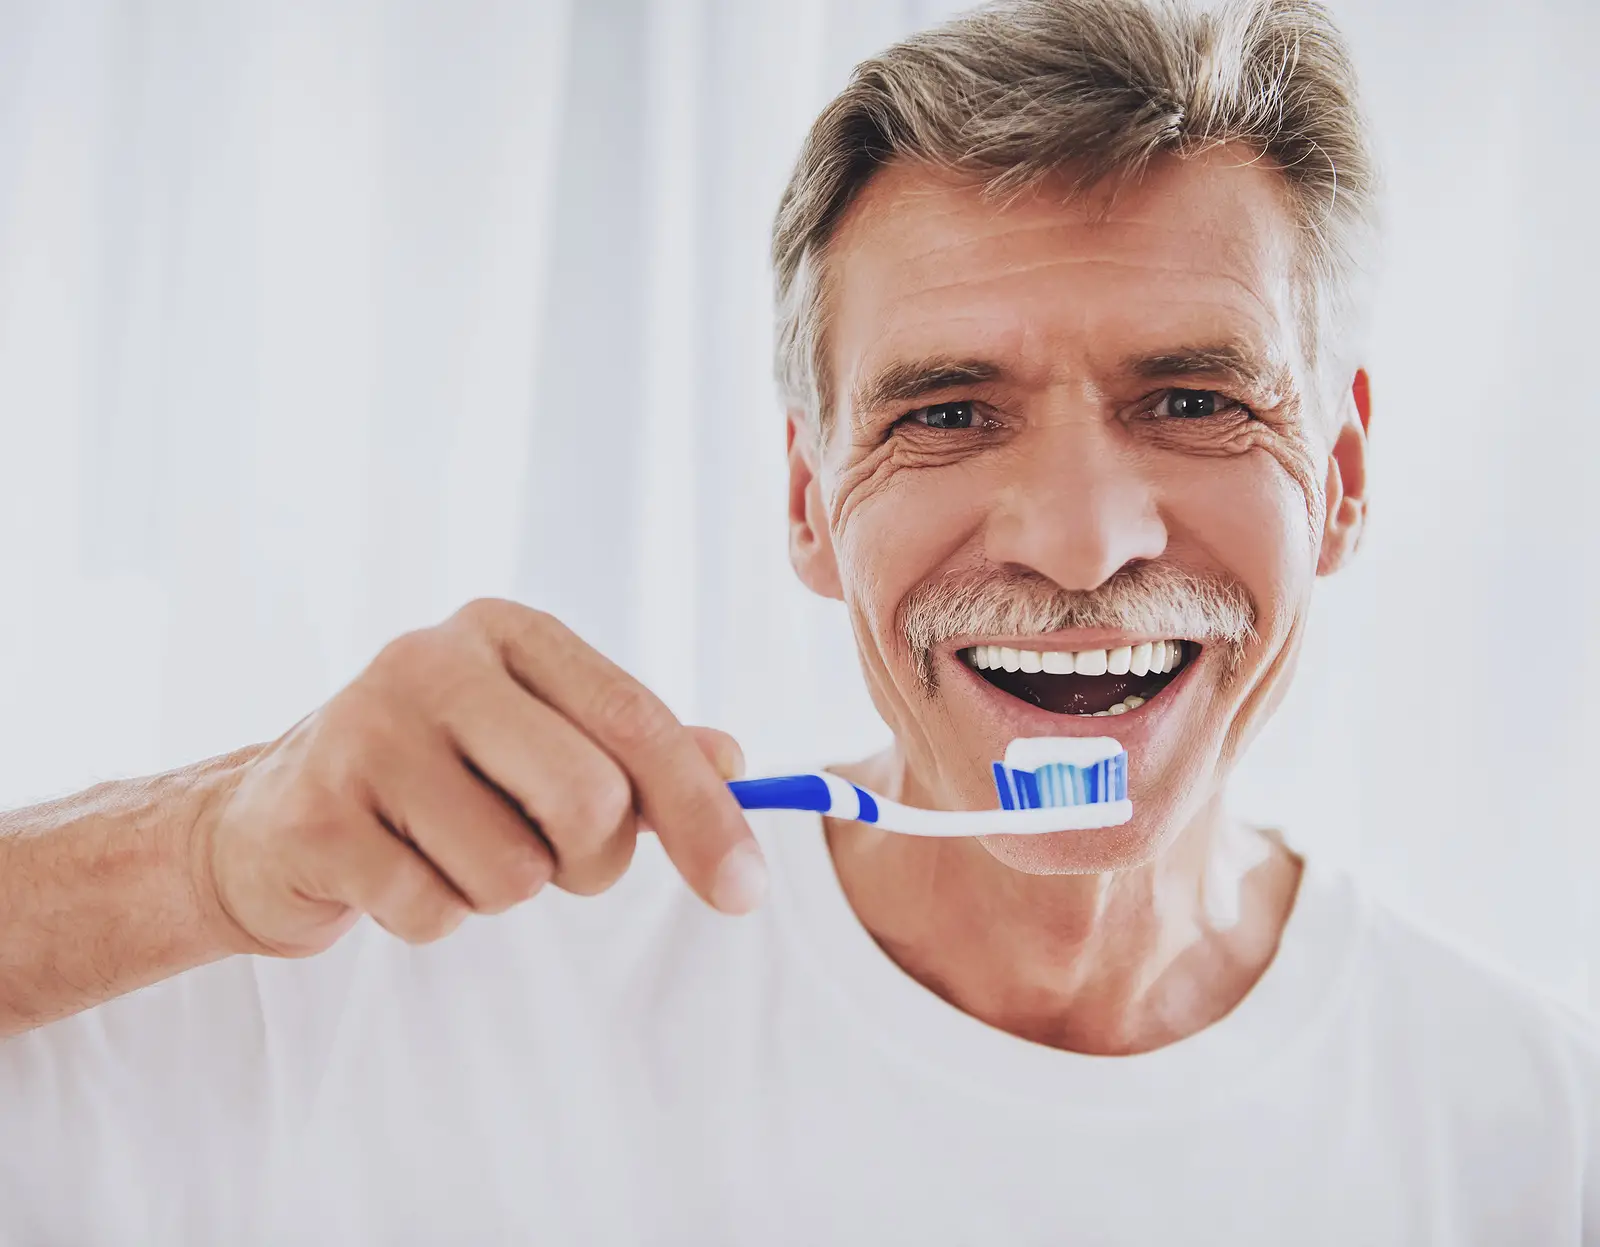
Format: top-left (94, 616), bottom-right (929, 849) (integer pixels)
top-left (1090, 695), bottom-right (1145, 718)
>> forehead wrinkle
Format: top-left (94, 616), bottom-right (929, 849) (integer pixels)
top-left (823, 161), bottom-right (1312, 431)
top-left (846, 288), bottom-right (1290, 405)
top-left (885, 216), bottom-right (1284, 279)
top-left (838, 191), bottom-right (1301, 340)
top-left (848, 173), bottom-right (1297, 280)
top-left (843, 227), bottom-right (1296, 351)
top-left (867, 256), bottom-right (1290, 342)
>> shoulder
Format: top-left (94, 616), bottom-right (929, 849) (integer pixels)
top-left (1342, 879), bottom-right (1600, 1113)
top-left (1359, 890), bottom-right (1596, 1034)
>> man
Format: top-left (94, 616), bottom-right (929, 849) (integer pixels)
top-left (2, 0), bottom-right (1596, 1241)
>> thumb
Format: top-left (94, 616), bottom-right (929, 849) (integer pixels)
top-left (685, 726), bottom-right (746, 782)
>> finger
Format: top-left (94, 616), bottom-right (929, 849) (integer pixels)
top-left (371, 744), bottom-right (556, 914)
top-left (459, 603), bottom-right (765, 915)
top-left (637, 726), bottom-right (745, 836)
top-left (300, 806), bottom-right (472, 945)
top-left (686, 726), bottom-right (746, 780)
top-left (434, 685), bottom-right (639, 897)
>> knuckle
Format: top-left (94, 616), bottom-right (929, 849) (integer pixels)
top-left (372, 856), bottom-right (423, 913)
top-left (369, 627), bottom-right (443, 681)
top-left (554, 829), bottom-right (638, 898)
top-left (300, 704), bottom-right (397, 804)
top-left (503, 608), bottom-right (572, 673)
top-left (590, 680), bottom-right (676, 752)
top-left (377, 864), bottom-right (466, 944)
top-left (398, 900), bottom-right (468, 945)
top-left (567, 768), bottom-right (633, 837)
top-left (533, 758), bottom-right (632, 848)
top-left (680, 780), bottom-right (735, 829)
top-left (509, 604), bottom-right (563, 641)
top-left (455, 598), bottom-right (561, 646)
top-left (473, 847), bottom-right (552, 914)
top-left (451, 597), bottom-right (513, 632)
top-left (425, 901), bottom-right (470, 943)
top-left (360, 626), bottom-right (484, 723)
top-left (317, 688), bottom-right (388, 752)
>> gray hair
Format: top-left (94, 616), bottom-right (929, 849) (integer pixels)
top-left (771, 0), bottom-right (1380, 429)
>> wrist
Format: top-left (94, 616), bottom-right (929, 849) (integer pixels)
top-left (171, 745), bottom-right (267, 960)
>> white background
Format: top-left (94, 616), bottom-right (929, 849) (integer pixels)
top-left (1, 0), bottom-right (1596, 1006)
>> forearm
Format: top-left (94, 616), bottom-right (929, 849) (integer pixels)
top-left (0, 748), bottom-right (260, 1038)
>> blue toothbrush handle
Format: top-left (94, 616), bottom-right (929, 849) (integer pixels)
top-left (727, 775), bottom-right (836, 813)
top-left (727, 774), bottom-right (881, 823)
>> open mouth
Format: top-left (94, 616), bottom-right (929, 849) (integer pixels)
top-left (959, 640), bottom-right (1196, 717)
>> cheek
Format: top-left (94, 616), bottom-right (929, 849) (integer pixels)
top-left (831, 461), bottom-right (990, 649)
top-left (1164, 449), bottom-right (1317, 637)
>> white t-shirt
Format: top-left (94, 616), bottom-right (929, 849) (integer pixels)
top-left (2, 808), bottom-right (1598, 1245)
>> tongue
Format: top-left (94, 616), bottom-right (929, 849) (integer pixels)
top-left (981, 669), bottom-right (1145, 715)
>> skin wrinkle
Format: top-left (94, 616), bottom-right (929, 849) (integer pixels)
top-left (788, 147), bottom-right (1370, 1055)
top-left (1149, 413), bottom-right (1329, 795)
top-left (800, 150), bottom-right (1348, 436)
top-left (879, 257), bottom-right (1288, 330)
top-left (850, 359), bottom-right (1006, 417)
top-left (850, 341), bottom-right (1294, 427)
top-left (1208, 435), bottom-right (1336, 768)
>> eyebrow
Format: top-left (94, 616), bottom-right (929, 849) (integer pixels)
top-left (847, 342), bottom-right (1292, 420)
top-left (849, 357), bottom-right (1006, 416)
top-left (1127, 343), bottom-right (1288, 395)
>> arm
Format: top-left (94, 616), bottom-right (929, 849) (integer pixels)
top-left (0, 750), bottom-right (258, 1038)
top-left (0, 600), bottom-right (760, 1040)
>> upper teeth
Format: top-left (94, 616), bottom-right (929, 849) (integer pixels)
top-left (965, 640), bottom-right (1185, 675)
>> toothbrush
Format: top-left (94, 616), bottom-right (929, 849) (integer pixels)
top-left (727, 736), bottom-right (1131, 836)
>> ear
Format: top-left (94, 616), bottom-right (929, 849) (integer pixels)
top-left (787, 411), bottom-right (844, 600)
top-left (1316, 368), bottom-right (1372, 577)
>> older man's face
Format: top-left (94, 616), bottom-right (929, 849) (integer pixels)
top-left (787, 149), bottom-right (1367, 873)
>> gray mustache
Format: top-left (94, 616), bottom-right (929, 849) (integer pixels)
top-left (898, 562), bottom-right (1257, 691)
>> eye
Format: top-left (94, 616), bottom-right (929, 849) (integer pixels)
top-left (1151, 389), bottom-right (1245, 420)
top-left (903, 400), bottom-right (979, 430)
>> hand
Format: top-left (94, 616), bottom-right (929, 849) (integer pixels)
top-left (197, 600), bottom-right (764, 958)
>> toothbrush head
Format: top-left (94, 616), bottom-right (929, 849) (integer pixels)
top-left (992, 736), bottom-right (1128, 812)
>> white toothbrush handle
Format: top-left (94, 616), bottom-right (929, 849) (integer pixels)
top-left (868, 795), bottom-right (1133, 836)
top-left (727, 774), bottom-right (1132, 837)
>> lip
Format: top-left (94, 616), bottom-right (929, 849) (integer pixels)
top-left (943, 630), bottom-right (1196, 654)
top-left (940, 637), bottom-right (1206, 746)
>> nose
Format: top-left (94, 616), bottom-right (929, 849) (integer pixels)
top-left (984, 419), bottom-right (1168, 590)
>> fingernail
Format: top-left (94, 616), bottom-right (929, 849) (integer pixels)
top-left (718, 739), bottom-right (747, 780)
top-left (710, 841), bottom-right (768, 915)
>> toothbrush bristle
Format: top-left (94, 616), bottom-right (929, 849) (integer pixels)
top-left (991, 754), bottom-right (1127, 809)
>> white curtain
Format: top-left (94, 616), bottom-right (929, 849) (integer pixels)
top-left (2, 0), bottom-right (1596, 1008)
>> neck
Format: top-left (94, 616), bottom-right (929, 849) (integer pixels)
top-left (824, 748), bottom-right (1302, 1056)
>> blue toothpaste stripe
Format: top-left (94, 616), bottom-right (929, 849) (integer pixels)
top-left (993, 761), bottom-right (1016, 810)
top-left (998, 753), bottom-right (1130, 809)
